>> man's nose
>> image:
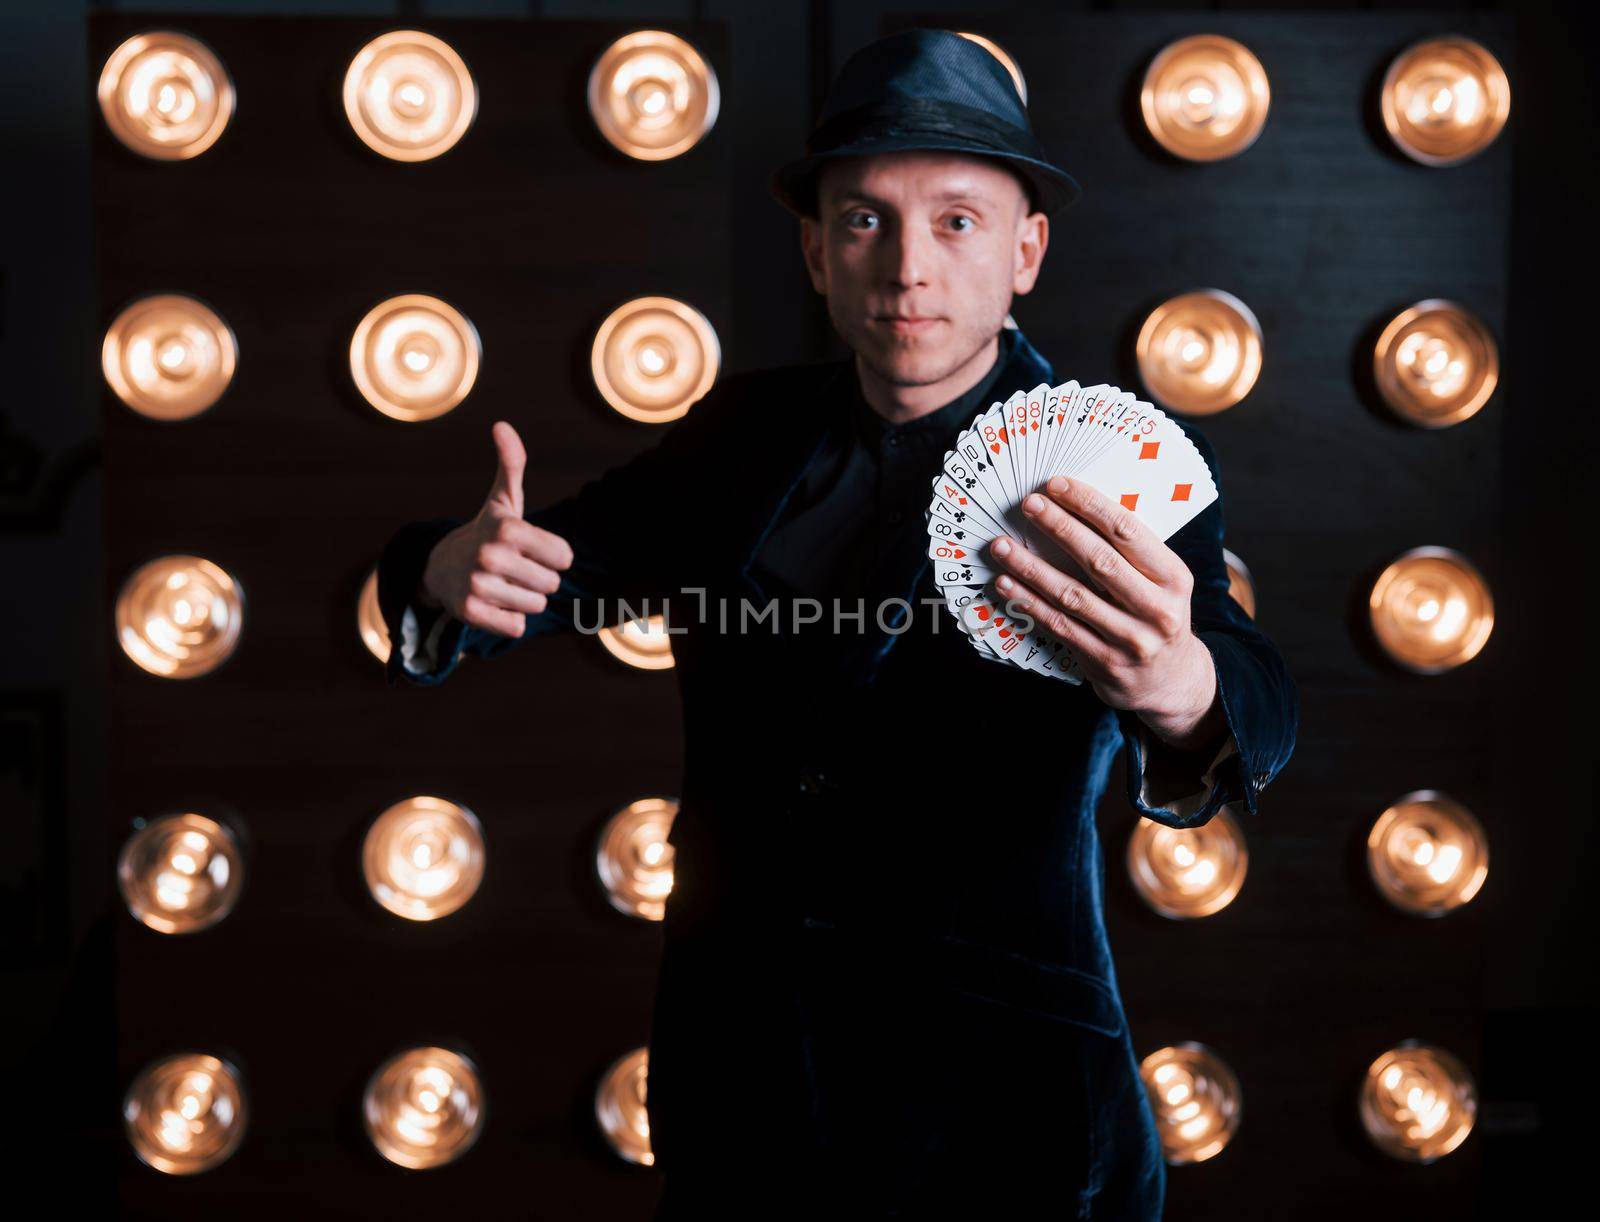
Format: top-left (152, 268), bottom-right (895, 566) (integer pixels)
top-left (886, 219), bottom-right (933, 289)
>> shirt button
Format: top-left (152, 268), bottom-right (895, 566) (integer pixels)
top-left (886, 434), bottom-right (899, 448)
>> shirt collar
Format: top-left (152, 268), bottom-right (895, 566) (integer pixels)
top-left (849, 325), bottom-right (1030, 447)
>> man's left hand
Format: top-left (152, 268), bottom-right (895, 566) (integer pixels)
top-left (988, 475), bottom-right (1225, 752)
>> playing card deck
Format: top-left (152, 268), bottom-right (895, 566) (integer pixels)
top-left (925, 379), bottom-right (1218, 684)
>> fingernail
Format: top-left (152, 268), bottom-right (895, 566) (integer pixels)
top-left (1048, 476), bottom-right (1068, 494)
top-left (992, 537), bottom-right (1012, 557)
top-left (997, 575), bottom-right (1013, 591)
top-left (1023, 494), bottom-right (1044, 514)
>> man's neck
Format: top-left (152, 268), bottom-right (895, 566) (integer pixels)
top-left (854, 331), bottom-right (1002, 426)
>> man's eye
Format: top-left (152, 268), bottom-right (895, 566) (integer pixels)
top-left (948, 215), bottom-right (974, 232)
top-left (847, 212), bottom-right (877, 230)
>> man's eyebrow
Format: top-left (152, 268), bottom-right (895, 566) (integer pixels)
top-left (830, 186), bottom-right (1001, 209)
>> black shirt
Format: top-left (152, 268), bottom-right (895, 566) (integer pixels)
top-left (754, 327), bottom-right (1020, 599)
top-left (749, 326), bottom-right (1024, 679)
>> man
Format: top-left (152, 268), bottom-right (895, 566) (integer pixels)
top-left (378, 28), bottom-right (1297, 1219)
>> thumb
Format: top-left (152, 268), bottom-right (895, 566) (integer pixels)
top-left (484, 420), bottom-right (525, 518)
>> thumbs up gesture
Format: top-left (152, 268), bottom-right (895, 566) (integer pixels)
top-left (418, 421), bottom-right (575, 638)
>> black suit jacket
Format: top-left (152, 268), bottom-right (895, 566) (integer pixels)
top-left (377, 328), bottom-right (1298, 1215)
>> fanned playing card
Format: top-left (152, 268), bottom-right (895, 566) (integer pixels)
top-left (925, 378), bottom-right (1218, 684)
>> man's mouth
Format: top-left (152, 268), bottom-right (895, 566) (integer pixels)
top-left (875, 315), bottom-right (944, 335)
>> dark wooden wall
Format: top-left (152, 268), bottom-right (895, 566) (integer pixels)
top-left (3, 1), bottom-right (1590, 1218)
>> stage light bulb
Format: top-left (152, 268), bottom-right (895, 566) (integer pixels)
top-left (98, 31), bottom-right (233, 160)
top-left (124, 1052), bottom-right (247, 1174)
top-left (1140, 1042), bottom-right (1242, 1164)
top-left (364, 1046), bottom-right (485, 1169)
top-left (595, 1046), bottom-right (653, 1165)
top-left (1380, 35), bottom-right (1510, 166)
top-left (349, 293), bottom-right (481, 422)
top-left (1368, 546), bottom-right (1494, 673)
top-left (1140, 34), bottom-right (1269, 161)
top-left (588, 30), bottom-right (719, 161)
top-left (1360, 1041), bottom-right (1477, 1161)
top-left (597, 613), bottom-right (675, 670)
top-left (591, 296), bottom-right (720, 425)
top-left (596, 798), bottom-right (678, 920)
top-left (1135, 289), bottom-right (1263, 416)
top-left (955, 32), bottom-right (1026, 103)
top-left (1368, 790), bottom-right (1487, 915)
top-left (343, 30), bottom-right (477, 161)
top-left (115, 555), bottom-right (244, 679)
top-left (103, 294), bottom-right (237, 421)
top-left (1127, 809), bottom-right (1248, 919)
top-left (1373, 299), bottom-right (1498, 427)
top-left (118, 813), bottom-right (244, 934)
top-left (362, 796), bottom-right (486, 921)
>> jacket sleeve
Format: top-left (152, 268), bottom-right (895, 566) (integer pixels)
top-left (1113, 418), bottom-right (1299, 828)
top-left (376, 372), bottom-right (749, 688)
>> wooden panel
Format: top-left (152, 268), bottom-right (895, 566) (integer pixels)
top-left (93, 13), bottom-right (729, 1216)
top-left (878, 10), bottom-right (1513, 1213)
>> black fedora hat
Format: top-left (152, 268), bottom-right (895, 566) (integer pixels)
top-left (770, 28), bottom-right (1082, 219)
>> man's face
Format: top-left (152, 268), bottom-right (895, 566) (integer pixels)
top-left (800, 150), bottom-right (1048, 389)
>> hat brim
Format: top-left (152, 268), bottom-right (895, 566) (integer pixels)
top-left (769, 138), bottom-right (1083, 219)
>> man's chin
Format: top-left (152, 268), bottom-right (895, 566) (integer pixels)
top-left (864, 349), bottom-right (960, 388)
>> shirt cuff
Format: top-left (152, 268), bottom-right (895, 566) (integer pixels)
top-left (1125, 715), bottom-right (1242, 825)
top-left (399, 602), bottom-right (453, 675)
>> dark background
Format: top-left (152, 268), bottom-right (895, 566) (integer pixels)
top-left (2, 1), bottom-right (1592, 1217)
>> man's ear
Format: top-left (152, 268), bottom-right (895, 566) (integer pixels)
top-left (1012, 210), bottom-right (1049, 296)
top-left (799, 216), bottom-right (828, 294)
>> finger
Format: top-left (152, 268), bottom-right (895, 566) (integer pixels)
top-left (994, 572), bottom-right (1117, 674)
top-left (489, 513), bottom-right (574, 571)
top-left (477, 538), bottom-right (564, 596)
top-left (1042, 476), bottom-right (1179, 585)
top-left (459, 591), bottom-right (528, 639)
top-left (468, 568), bottom-right (551, 616)
top-left (1021, 489), bottom-right (1162, 619)
top-left (990, 536), bottom-right (1149, 655)
top-left (485, 421), bottom-right (526, 518)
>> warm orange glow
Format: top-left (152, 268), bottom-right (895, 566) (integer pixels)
top-left (597, 613), bottom-right (676, 670)
top-left (1368, 791), bottom-right (1488, 915)
top-left (595, 1046), bottom-right (653, 1165)
top-left (1140, 34), bottom-right (1269, 161)
top-left (1373, 299), bottom-right (1498, 428)
top-left (1127, 810), bottom-right (1248, 919)
top-left (955, 32), bottom-right (1026, 103)
top-left (364, 1046), bottom-right (486, 1169)
top-left (1360, 1041), bottom-right (1477, 1161)
top-left (1368, 546), bottom-right (1494, 673)
top-left (118, 813), bottom-right (244, 934)
top-left (1381, 35), bottom-right (1510, 166)
top-left (1140, 1042), bottom-right (1242, 1164)
top-left (1135, 289), bottom-right (1262, 416)
top-left (349, 293), bottom-right (481, 422)
top-left (591, 296), bottom-right (720, 424)
top-left (98, 31), bottom-right (233, 160)
top-left (115, 555), bottom-right (244, 679)
top-left (596, 798), bottom-right (678, 920)
top-left (102, 294), bottom-right (238, 421)
top-left (124, 1052), bottom-right (247, 1174)
top-left (362, 796), bottom-right (486, 921)
top-left (357, 568), bottom-right (390, 664)
top-left (588, 30), bottom-right (719, 161)
top-left (343, 30), bottom-right (477, 161)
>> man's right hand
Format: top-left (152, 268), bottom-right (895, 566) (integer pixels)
top-left (418, 420), bottom-right (575, 639)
